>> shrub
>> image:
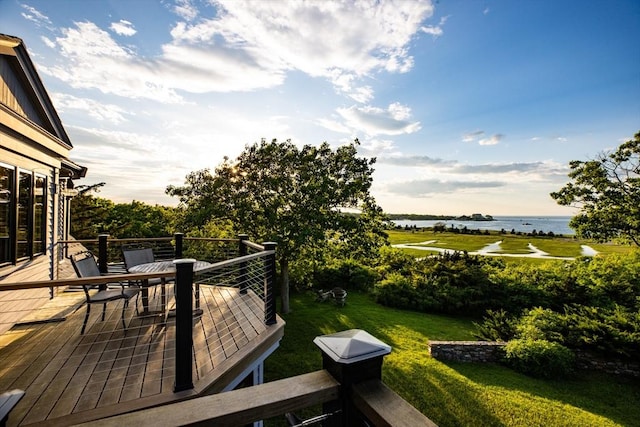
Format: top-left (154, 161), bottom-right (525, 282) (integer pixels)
top-left (474, 309), bottom-right (518, 341)
top-left (314, 258), bottom-right (378, 291)
top-left (373, 273), bottom-right (417, 309)
top-left (503, 338), bottom-right (575, 378)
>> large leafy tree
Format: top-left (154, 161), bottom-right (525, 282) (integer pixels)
top-left (551, 131), bottom-right (640, 246)
top-left (71, 183), bottom-right (177, 239)
top-left (166, 138), bottom-right (388, 313)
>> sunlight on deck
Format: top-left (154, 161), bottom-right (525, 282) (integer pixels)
top-left (0, 283), bottom-right (268, 426)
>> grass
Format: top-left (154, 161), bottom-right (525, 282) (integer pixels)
top-left (387, 229), bottom-right (632, 260)
top-left (264, 292), bottom-right (640, 426)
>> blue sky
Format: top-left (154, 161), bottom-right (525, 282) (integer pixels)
top-left (1, 0), bottom-right (638, 215)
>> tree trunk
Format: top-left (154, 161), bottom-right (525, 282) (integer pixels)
top-left (280, 257), bottom-right (290, 314)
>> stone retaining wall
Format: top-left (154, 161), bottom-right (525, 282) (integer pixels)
top-left (428, 341), bottom-right (506, 363)
top-left (428, 341), bottom-right (640, 377)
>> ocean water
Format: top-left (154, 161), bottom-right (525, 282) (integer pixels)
top-left (391, 216), bottom-right (574, 236)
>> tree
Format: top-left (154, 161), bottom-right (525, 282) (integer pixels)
top-left (71, 183), bottom-right (177, 239)
top-left (71, 183), bottom-right (111, 239)
top-left (551, 131), bottom-right (640, 246)
top-left (166, 138), bottom-right (388, 313)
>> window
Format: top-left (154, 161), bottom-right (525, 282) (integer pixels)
top-left (0, 163), bottom-right (47, 266)
top-left (17, 171), bottom-right (32, 259)
top-left (0, 165), bottom-right (13, 264)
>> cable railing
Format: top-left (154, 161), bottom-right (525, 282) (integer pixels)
top-left (0, 234), bottom-right (280, 425)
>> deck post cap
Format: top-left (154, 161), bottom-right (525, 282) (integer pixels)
top-left (313, 329), bottom-right (391, 364)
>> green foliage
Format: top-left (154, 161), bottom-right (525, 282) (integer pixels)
top-left (71, 188), bottom-right (178, 239)
top-left (312, 258), bottom-right (378, 292)
top-left (166, 138), bottom-right (389, 312)
top-left (70, 191), bottom-right (114, 239)
top-left (265, 292), bottom-right (640, 427)
top-left (373, 272), bottom-right (418, 309)
top-left (551, 131), bottom-right (640, 246)
top-left (181, 219), bottom-right (237, 262)
top-left (374, 247), bottom-right (640, 360)
top-left (473, 309), bottom-right (518, 341)
top-left (503, 338), bottom-right (575, 378)
top-left (166, 138), bottom-right (387, 261)
top-left (373, 251), bottom-right (506, 315)
top-left (104, 201), bottom-right (176, 238)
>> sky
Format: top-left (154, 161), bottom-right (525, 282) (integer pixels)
top-left (1, 0), bottom-right (639, 216)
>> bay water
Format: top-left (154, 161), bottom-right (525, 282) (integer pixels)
top-left (391, 216), bottom-right (574, 236)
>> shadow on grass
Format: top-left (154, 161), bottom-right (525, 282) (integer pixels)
top-left (384, 357), bottom-right (506, 427)
top-left (445, 361), bottom-right (640, 427)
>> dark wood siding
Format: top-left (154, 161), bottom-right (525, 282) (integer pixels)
top-left (0, 56), bottom-right (48, 130)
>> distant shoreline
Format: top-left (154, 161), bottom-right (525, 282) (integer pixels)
top-left (387, 213), bottom-right (494, 221)
top-left (391, 216), bottom-right (574, 236)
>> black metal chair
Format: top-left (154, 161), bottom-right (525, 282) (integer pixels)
top-left (71, 251), bottom-right (140, 334)
top-left (122, 246), bottom-right (163, 285)
top-left (122, 246), bottom-right (170, 312)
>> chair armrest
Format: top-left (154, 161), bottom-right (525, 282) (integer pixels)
top-left (0, 389), bottom-right (25, 427)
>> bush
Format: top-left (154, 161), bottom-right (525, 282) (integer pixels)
top-left (314, 258), bottom-right (378, 291)
top-left (503, 338), bottom-right (575, 378)
top-left (474, 309), bottom-right (518, 341)
top-left (373, 273), bottom-right (417, 309)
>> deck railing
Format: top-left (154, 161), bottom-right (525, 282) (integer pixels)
top-left (79, 329), bottom-right (438, 427)
top-left (0, 234), bottom-right (278, 404)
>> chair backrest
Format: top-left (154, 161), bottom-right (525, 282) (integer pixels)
top-left (122, 247), bottom-right (155, 270)
top-left (71, 252), bottom-right (101, 278)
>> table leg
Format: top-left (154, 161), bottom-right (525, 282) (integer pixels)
top-left (141, 279), bottom-right (150, 313)
top-left (161, 277), bottom-right (166, 313)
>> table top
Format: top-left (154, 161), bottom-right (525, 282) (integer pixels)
top-left (128, 260), bottom-right (212, 274)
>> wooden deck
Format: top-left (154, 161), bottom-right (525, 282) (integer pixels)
top-left (0, 254), bottom-right (78, 335)
top-left (0, 280), bottom-right (284, 426)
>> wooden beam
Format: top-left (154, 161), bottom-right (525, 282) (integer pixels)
top-left (75, 370), bottom-right (340, 427)
top-left (351, 379), bottom-right (438, 427)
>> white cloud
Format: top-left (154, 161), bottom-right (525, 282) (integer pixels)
top-left (357, 138), bottom-right (398, 157)
top-left (479, 134), bottom-right (504, 145)
top-left (110, 20), bottom-right (137, 36)
top-left (51, 93), bottom-right (131, 124)
top-left (173, 0), bottom-right (199, 21)
top-left (462, 130), bottom-right (484, 142)
top-left (386, 178), bottom-right (505, 197)
top-left (41, 36), bottom-right (55, 48)
top-left (421, 16), bottom-right (449, 37)
top-left (170, 0), bottom-right (436, 98)
top-left (34, 1), bottom-right (440, 103)
top-left (316, 118), bottom-right (352, 134)
top-left (336, 104), bottom-right (421, 136)
top-left (20, 4), bottom-right (52, 28)
top-left (462, 130), bottom-right (504, 145)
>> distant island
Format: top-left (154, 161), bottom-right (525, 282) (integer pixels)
top-left (387, 213), bottom-right (494, 221)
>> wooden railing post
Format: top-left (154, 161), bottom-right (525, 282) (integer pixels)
top-left (263, 242), bottom-right (277, 325)
top-left (97, 234), bottom-right (109, 274)
top-left (97, 234), bottom-right (109, 291)
top-left (174, 259), bottom-right (195, 392)
top-left (174, 232), bottom-right (184, 259)
top-left (238, 234), bottom-right (248, 294)
top-left (314, 330), bottom-right (392, 426)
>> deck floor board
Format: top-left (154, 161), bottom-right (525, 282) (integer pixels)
top-left (0, 282), bottom-right (270, 426)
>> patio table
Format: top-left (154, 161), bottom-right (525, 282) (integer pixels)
top-left (128, 260), bottom-right (212, 316)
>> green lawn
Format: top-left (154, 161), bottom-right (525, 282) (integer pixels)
top-left (264, 292), bottom-right (640, 426)
top-left (387, 229), bottom-right (632, 259)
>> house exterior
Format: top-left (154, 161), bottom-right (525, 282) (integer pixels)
top-left (0, 34), bottom-right (85, 280)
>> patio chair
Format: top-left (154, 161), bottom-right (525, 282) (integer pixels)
top-left (71, 251), bottom-right (140, 334)
top-left (122, 246), bottom-right (168, 312)
top-left (122, 246), bottom-right (163, 285)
